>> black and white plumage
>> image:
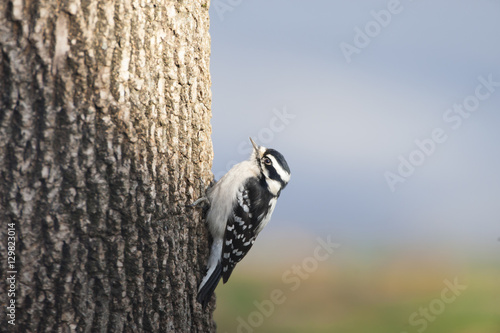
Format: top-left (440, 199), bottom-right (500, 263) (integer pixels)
top-left (196, 138), bottom-right (291, 308)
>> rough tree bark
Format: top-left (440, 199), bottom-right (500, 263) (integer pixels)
top-left (0, 0), bottom-right (216, 331)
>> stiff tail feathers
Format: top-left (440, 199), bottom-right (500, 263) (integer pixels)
top-left (197, 262), bottom-right (223, 309)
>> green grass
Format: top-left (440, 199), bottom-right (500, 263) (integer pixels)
top-left (214, 260), bottom-right (500, 333)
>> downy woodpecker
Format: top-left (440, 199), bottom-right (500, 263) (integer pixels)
top-left (196, 138), bottom-right (291, 308)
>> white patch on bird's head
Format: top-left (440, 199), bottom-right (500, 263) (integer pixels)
top-left (265, 178), bottom-right (282, 196)
top-left (267, 155), bottom-right (291, 185)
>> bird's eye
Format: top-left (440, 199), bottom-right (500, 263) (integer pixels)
top-left (263, 157), bottom-right (272, 165)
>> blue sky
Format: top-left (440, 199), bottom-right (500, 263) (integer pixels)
top-left (208, 0), bottom-right (500, 257)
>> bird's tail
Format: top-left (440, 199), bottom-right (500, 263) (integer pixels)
top-left (197, 262), bottom-right (223, 308)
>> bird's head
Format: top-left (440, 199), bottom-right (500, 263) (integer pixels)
top-left (250, 138), bottom-right (291, 194)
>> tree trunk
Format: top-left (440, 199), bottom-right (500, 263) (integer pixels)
top-left (0, 0), bottom-right (215, 331)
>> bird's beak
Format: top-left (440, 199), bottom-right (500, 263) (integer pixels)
top-left (249, 137), bottom-right (259, 153)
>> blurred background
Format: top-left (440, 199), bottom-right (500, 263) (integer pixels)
top-left (208, 0), bottom-right (500, 332)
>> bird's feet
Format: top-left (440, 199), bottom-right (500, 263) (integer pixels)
top-left (186, 177), bottom-right (213, 208)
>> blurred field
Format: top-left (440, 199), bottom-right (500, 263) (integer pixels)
top-left (214, 253), bottom-right (500, 333)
